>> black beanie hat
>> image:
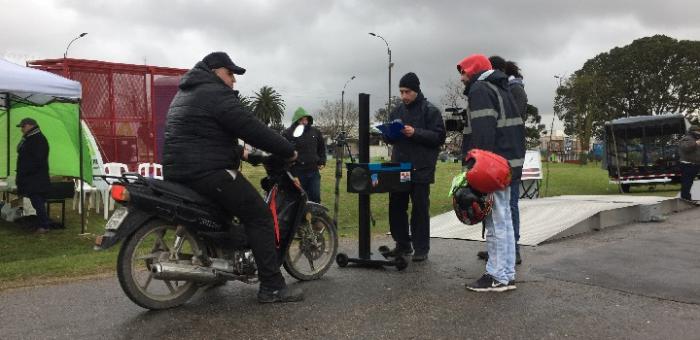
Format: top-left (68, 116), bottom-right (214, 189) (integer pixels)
top-left (399, 72), bottom-right (420, 93)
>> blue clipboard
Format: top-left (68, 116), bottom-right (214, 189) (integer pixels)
top-left (376, 120), bottom-right (405, 141)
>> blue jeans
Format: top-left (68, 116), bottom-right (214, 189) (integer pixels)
top-left (510, 179), bottom-right (521, 253)
top-left (296, 170), bottom-right (321, 203)
top-left (484, 187), bottom-right (516, 284)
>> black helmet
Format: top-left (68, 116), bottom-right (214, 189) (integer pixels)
top-left (452, 186), bottom-right (493, 225)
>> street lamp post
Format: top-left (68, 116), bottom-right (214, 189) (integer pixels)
top-left (544, 74), bottom-right (565, 197)
top-left (64, 32), bottom-right (88, 59)
top-left (63, 32), bottom-right (87, 233)
top-left (334, 75), bottom-right (357, 227)
top-left (550, 75), bottom-right (563, 157)
top-left (369, 32), bottom-right (393, 120)
top-left (341, 75), bottom-right (356, 132)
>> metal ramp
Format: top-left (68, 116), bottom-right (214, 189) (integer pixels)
top-left (430, 195), bottom-right (696, 246)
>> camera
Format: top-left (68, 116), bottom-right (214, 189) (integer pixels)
top-left (334, 131), bottom-right (348, 146)
top-left (444, 107), bottom-right (468, 132)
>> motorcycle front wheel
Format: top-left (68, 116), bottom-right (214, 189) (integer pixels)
top-left (283, 208), bottom-right (338, 281)
top-left (116, 220), bottom-right (203, 310)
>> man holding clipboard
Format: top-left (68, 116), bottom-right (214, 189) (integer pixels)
top-left (380, 72), bottom-right (446, 262)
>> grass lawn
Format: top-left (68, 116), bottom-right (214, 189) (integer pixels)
top-left (0, 161), bottom-right (682, 288)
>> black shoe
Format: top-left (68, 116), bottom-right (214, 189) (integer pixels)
top-left (516, 252), bottom-right (522, 265)
top-left (477, 251), bottom-right (489, 261)
top-left (257, 286), bottom-right (304, 303)
top-left (507, 280), bottom-right (517, 290)
top-left (384, 246), bottom-right (413, 257)
top-left (412, 253), bottom-right (428, 262)
top-left (465, 274), bottom-right (509, 292)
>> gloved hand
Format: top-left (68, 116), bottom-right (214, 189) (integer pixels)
top-left (247, 151), bottom-right (265, 166)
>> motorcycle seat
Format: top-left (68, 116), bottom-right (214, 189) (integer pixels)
top-left (143, 178), bottom-right (216, 207)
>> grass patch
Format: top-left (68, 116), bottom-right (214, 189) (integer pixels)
top-left (0, 161), bottom-right (681, 287)
top-left (539, 162), bottom-right (680, 197)
top-left (0, 204), bottom-right (118, 286)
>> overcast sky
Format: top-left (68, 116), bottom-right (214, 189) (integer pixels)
top-left (2, 0), bottom-right (699, 131)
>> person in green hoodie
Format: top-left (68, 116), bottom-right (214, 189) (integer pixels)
top-left (283, 107), bottom-right (327, 203)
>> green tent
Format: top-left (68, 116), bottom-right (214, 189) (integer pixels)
top-left (0, 101), bottom-right (92, 182)
top-left (1, 58), bottom-right (93, 232)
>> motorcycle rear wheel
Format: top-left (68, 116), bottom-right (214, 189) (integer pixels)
top-left (283, 209), bottom-right (338, 281)
top-left (117, 220), bottom-right (203, 310)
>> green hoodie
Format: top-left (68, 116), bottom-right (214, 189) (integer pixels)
top-left (291, 107), bottom-right (313, 125)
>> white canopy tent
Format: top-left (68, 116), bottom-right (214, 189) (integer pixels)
top-left (0, 58), bottom-right (81, 104)
top-left (0, 58), bottom-right (92, 233)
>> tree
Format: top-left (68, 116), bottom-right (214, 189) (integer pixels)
top-left (554, 35), bottom-right (700, 151)
top-left (524, 104), bottom-right (545, 149)
top-left (252, 86), bottom-right (285, 126)
top-left (238, 95), bottom-right (254, 112)
top-left (373, 96), bottom-right (403, 123)
top-left (440, 79), bottom-right (468, 155)
top-left (314, 99), bottom-right (359, 139)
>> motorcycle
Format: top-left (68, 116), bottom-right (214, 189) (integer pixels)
top-left (94, 152), bottom-right (338, 310)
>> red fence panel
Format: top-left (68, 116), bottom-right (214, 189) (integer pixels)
top-left (27, 58), bottom-right (186, 171)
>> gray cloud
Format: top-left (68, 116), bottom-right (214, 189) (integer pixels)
top-left (2, 0), bottom-right (699, 130)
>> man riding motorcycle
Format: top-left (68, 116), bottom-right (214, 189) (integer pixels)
top-left (162, 51), bottom-right (303, 303)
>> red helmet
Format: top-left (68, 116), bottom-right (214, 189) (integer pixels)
top-left (452, 186), bottom-right (493, 225)
top-left (464, 149), bottom-right (512, 194)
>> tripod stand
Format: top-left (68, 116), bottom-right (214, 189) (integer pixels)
top-left (333, 131), bottom-right (355, 227)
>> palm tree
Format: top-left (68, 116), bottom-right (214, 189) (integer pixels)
top-left (252, 86), bottom-right (285, 126)
top-left (238, 95), bottom-right (254, 112)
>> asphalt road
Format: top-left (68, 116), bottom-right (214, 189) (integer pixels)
top-left (2, 207), bottom-right (699, 340)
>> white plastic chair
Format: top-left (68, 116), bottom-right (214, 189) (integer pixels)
top-left (91, 177), bottom-right (111, 219)
top-left (103, 162), bottom-right (129, 211)
top-left (152, 163), bottom-right (163, 180)
top-left (137, 163), bottom-right (164, 180)
top-left (72, 179), bottom-right (97, 214)
top-left (104, 162), bottom-right (129, 184)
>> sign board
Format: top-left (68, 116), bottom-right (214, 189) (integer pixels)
top-left (522, 150), bottom-right (543, 180)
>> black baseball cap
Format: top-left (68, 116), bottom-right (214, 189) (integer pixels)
top-left (16, 117), bottom-right (38, 127)
top-left (202, 52), bottom-right (246, 75)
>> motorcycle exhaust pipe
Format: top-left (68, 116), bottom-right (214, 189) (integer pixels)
top-left (151, 262), bottom-right (219, 283)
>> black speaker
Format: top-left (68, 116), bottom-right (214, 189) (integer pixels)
top-left (346, 162), bottom-right (412, 194)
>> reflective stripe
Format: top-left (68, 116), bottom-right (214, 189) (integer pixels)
top-left (509, 158), bottom-right (524, 167)
top-left (477, 70), bottom-right (495, 81)
top-left (481, 82), bottom-right (523, 129)
top-left (470, 108), bottom-right (498, 119)
top-left (497, 117), bottom-right (524, 128)
top-left (463, 125), bottom-right (472, 135)
top-left (483, 82), bottom-right (505, 122)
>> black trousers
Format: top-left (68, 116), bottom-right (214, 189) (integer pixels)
top-left (187, 170), bottom-right (285, 289)
top-left (389, 183), bottom-right (431, 254)
top-left (680, 162), bottom-right (700, 200)
top-left (28, 194), bottom-right (50, 229)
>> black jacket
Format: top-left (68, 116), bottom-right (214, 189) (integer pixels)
top-left (163, 62), bottom-right (295, 181)
top-left (508, 77), bottom-right (528, 120)
top-left (283, 125), bottom-right (326, 173)
top-left (16, 126), bottom-right (50, 195)
top-left (462, 70), bottom-right (526, 180)
top-left (387, 92), bottom-right (446, 184)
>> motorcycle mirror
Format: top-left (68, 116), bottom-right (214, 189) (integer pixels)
top-left (292, 124), bottom-right (305, 138)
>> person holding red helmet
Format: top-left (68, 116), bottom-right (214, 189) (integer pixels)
top-left (457, 54), bottom-right (526, 292)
